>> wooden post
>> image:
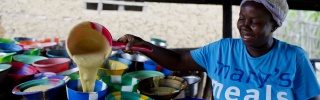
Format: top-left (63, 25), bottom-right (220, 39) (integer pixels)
top-left (223, 0), bottom-right (233, 38)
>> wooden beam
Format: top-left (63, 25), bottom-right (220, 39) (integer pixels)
top-left (142, 0), bottom-right (320, 11)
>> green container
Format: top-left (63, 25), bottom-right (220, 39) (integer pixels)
top-left (0, 52), bottom-right (16, 63)
top-left (65, 74), bottom-right (80, 80)
top-left (0, 38), bottom-right (18, 44)
top-left (123, 70), bottom-right (164, 80)
top-left (23, 48), bottom-right (41, 56)
top-left (13, 54), bottom-right (48, 64)
top-left (101, 75), bottom-right (139, 93)
top-left (105, 91), bottom-right (152, 100)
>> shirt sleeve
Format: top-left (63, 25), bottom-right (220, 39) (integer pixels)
top-left (293, 48), bottom-right (320, 99)
top-left (190, 39), bottom-right (223, 70)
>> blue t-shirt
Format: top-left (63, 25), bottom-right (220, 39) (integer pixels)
top-left (190, 38), bottom-right (320, 100)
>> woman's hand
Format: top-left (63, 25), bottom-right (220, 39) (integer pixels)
top-left (117, 34), bottom-right (147, 53)
top-left (117, 34), bottom-right (204, 71)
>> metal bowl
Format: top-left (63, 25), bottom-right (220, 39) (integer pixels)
top-left (150, 38), bottom-right (167, 48)
top-left (182, 76), bottom-right (201, 98)
top-left (121, 53), bottom-right (149, 62)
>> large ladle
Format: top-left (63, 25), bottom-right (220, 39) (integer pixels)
top-left (89, 22), bottom-right (153, 53)
top-left (67, 21), bottom-right (153, 67)
top-left (66, 21), bottom-right (152, 92)
top-left (66, 21), bottom-right (111, 92)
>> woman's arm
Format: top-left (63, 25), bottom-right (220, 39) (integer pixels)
top-left (117, 34), bottom-right (205, 71)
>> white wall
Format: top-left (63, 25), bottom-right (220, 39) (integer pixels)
top-left (0, 0), bottom-right (241, 48)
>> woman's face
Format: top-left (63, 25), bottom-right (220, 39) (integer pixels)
top-left (237, 1), bottom-right (276, 48)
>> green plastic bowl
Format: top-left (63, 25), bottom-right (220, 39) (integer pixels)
top-left (97, 60), bottom-right (128, 80)
top-left (0, 38), bottom-right (18, 44)
top-left (0, 52), bottom-right (16, 63)
top-left (65, 73), bottom-right (79, 80)
top-left (123, 70), bottom-right (164, 80)
top-left (23, 48), bottom-right (41, 56)
top-left (105, 91), bottom-right (152, 100)
top-left (101, 75), bottom-right (139, 93)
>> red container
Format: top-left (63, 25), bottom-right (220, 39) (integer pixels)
top-left (32, 58), bottom-right (70, 73)
top-left (6, 62), bottom-right (38, 85)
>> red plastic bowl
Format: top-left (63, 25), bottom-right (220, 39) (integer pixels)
top-left (6, 62), bottom-right (38, 85)
top-left (32, 58), bottom-right (71, 73)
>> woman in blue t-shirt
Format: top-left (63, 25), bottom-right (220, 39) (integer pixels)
top-left (118, 0), bottom-right (320, 99)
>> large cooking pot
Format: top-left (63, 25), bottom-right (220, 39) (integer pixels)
top-left (121, 53), bottom-right (149, 72)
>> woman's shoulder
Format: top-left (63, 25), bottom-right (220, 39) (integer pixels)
top-left (276, 39), bottom-right (306, 55)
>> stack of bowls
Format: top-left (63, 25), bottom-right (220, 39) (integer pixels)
top-left (101, 75), bottom-right (139, 93)
top-left (108, 57), bottom-right (132, 66)
top-left (144, 60), bottom-right (171, 76)
top-left (97, 60), bottom-right (128, 80)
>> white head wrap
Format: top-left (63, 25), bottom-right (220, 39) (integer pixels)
top-left (240, 0), bottom-right (289, 27)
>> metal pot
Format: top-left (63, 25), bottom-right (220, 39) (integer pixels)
top-left (121, 53), bottom-right (149, 72)
top-left (121, 53), bottom-right (149, 62)
top-left (182, 76), bottom-right (201, 98)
